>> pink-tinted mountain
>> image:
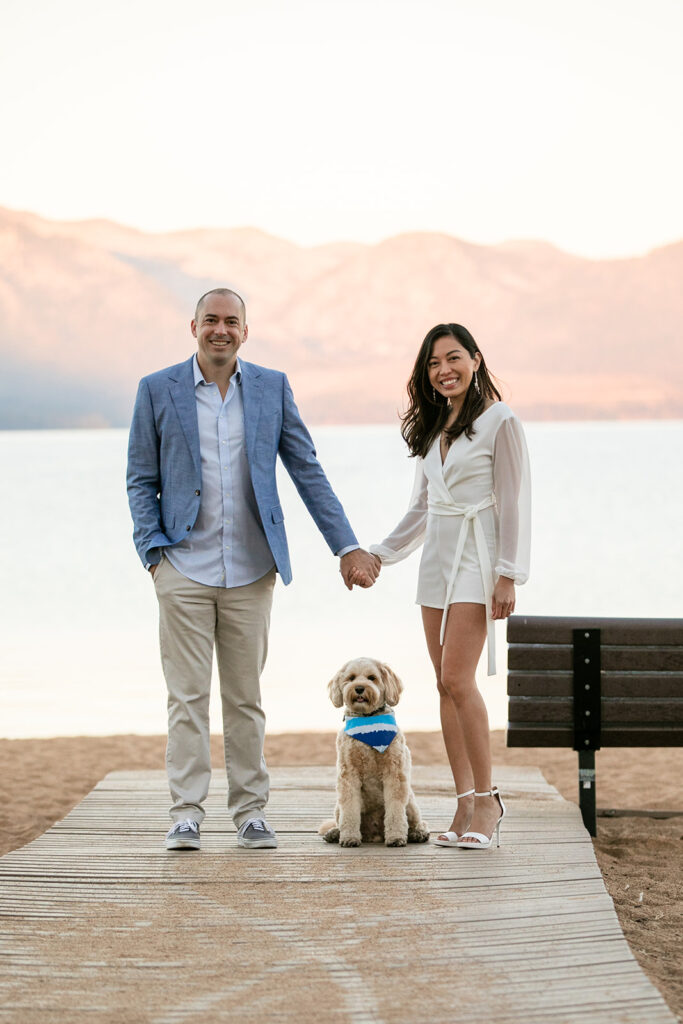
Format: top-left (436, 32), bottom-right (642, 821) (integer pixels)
top-left (0, 206), bottom-right (680, 427)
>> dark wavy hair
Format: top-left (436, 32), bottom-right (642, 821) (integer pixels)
top-left (400, 324), bottom-right (501, 458)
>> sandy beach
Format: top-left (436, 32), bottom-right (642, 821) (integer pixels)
top-left (2, 731), bottom-right (681, 1018)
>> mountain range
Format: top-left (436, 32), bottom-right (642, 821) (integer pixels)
top-left (0, 206), bottom-right (681, 428)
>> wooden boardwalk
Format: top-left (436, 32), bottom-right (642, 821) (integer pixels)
top-left (0, 766), bottom-right (675, 1024)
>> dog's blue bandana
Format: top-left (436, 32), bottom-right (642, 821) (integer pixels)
top-left (344, 713), bottom-right (398, 752)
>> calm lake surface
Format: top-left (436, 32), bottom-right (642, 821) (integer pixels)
top-left (1, 421), bottom-right (681, 737)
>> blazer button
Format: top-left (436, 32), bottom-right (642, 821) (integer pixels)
top-left (195, 489), bottom-right (200, 496)
top-left (186, 525), bottom-right (191, 531)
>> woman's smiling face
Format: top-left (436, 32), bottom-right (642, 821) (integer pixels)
top-left (427, 335), bottom-right (481, 405)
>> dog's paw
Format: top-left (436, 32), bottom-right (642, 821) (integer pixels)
top-left (385, 835), bottom-right (408, 847)
top-left (408, 823), bottom-right (430, 843)
top-left (340, 835), bottom-right (362, 847)
top-left (322, 827), bottom-right (340, 844)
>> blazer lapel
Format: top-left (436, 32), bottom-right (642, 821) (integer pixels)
top-left (241, 361), bottom-right (263, 463)
top-left (169, 358), bottom-right (201, 474)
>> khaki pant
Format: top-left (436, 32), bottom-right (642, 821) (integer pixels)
top-left (153, 556), bottom-right (276, 827)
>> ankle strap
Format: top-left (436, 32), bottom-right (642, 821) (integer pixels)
top-left (474, 787), bottom-right (499, 797)
top-left (455, 788), bottom-right (475, 799)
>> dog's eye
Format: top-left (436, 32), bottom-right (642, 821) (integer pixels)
top-left (348, 674), bottom-right (356, 681)
top-left (367, 674), bottom-right (376, 681)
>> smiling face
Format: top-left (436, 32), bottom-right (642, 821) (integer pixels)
top-left (192, 292), bottom-right (247, 378)
top-left (427, 335), bottom-right (481, 408)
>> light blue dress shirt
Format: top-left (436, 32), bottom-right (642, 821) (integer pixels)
top-left (166, 356), bottom-right (276, 588)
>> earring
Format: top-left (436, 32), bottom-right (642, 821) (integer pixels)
top-left (432, 386), bottom-right (437, 402)
top-left (474, 371), bottom-right (481, 396)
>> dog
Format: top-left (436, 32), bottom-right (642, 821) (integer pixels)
top-left (319, 657), bottom-right (429, 847)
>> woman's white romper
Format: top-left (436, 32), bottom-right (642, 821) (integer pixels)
top-left (370, 403), bottom-right (531, 675)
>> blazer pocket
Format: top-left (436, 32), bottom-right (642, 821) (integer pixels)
top-left (271, 505), bottom-right (285, 524)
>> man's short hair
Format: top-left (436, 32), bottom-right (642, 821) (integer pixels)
top-left (194, 288), bottom-right (246, 322)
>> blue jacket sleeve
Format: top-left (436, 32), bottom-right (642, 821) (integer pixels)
top-left (126, 379), bottom-right (171, 567)
top-left (277, 376), bottom-right (358, 555)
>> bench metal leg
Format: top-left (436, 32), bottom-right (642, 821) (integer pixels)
top-left (578, 750), bottom-right (597, 836)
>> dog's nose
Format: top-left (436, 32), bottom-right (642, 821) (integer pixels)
top-left (354, 686), bottom-right (365, 695)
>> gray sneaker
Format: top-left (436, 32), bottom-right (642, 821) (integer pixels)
top-left (165, 819), bottom-right (201, 850)
top-left (237, 817), bottom-right (278, 849)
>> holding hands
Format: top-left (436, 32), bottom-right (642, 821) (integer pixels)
top-left (340, 550), bottom-right (382, 590)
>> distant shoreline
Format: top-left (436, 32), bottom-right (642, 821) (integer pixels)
top-left (2, 415), bottom-right (683, 433)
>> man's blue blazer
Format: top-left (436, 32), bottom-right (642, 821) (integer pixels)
top-left (126, 356), bottom-right (358, 583)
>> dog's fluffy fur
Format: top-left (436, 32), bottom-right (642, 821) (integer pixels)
top-left (319, 657), bottom-right (429, 847)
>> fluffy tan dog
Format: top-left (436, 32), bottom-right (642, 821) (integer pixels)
top-left (319, 657), bottom-right (430, 847)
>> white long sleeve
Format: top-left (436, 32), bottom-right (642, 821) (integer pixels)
top-left (369, 458), bottom-right (429, 565)
top-left (493, 415), bottom-right (531, 584)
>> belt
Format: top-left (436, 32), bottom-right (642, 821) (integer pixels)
top-left (428, 494), bottom-right (497, 675)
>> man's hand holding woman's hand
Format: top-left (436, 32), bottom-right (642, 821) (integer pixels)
top-left (340, 550), bottom-right (381, 590)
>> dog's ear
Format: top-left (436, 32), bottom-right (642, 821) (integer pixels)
top-left (379, 663), bottom-right (403, 706)
top-left (327, 668), bottom-right (345, 708)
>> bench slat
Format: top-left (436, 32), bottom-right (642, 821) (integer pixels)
top-left (508, 696), bottom-right (683, 724)
top-left (507, 616), bottom-right (683, 645)
top-left (508, 672), bottom-right (683, 698)
top-left (508, 645), bottom-right (683, 671)
top-left (506, 723), bottom-right (683, 747)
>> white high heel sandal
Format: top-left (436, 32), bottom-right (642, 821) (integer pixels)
top-left (433, 789), bottom-right (475, 847)
top-left (456, 787), bottom-right (506, 850)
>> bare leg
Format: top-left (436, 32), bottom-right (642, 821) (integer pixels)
top-left (423, 604), bottom-right (502, 842)
top-left (422, 606), bottom-right (474, 837)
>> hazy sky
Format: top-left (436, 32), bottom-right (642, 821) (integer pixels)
top-left (2, 0), bottom-right (681, 257)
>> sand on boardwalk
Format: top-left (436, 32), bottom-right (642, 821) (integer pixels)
top-left (2, 731), bottom-right (681, 1018)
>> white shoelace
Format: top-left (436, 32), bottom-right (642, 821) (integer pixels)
top-left (242, 818), bottom-right (267, 832)
top-left (174, 820), bottom-right (198, 834)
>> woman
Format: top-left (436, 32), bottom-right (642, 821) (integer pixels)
top-left (352, 324), bottom-right (530, 849)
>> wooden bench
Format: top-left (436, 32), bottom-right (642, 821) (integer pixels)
top-left (506, 615), bottom-right (683, 835)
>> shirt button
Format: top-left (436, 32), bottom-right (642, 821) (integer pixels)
top-left (186, 526), bottom-right (191, 532)
top-left (195, 489), bottom-right (200, 496)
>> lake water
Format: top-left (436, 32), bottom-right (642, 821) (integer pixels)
top-left (1, 421), bottom-right (681, 738)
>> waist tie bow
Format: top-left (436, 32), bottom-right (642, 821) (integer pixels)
top-left (427, 494), bottom-right (497, 675)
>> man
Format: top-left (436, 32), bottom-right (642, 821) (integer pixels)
top-left (127, 288), bottom-right (379, 851)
